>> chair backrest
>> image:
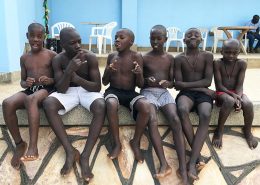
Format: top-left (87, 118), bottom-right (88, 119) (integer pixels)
top-left (198, 28), bottom-right (208, 40)
top-left (211, 27), bottom-right (233, 40)
top-left (167, 27), bottom-right (181, 40)
top-left (102, 22), bottom-right (117, 38)
top-left (51, 22), bottom-right (75, 38)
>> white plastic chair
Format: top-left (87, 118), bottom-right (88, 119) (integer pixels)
top-left (198, 28), bottom-right (208, 51)
top-left (211, 27), bottom-right (233, 53)
top-left (166, 27), bottom-right (185, 52)
top-left (51, 22), bottom-right (75, 38)
top-left (89, 22), bottom-right (117, 54)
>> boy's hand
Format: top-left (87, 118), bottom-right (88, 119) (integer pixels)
top-left (26, 77), bottom-right (35, 87)
top-left (159, 80), bottom-right (170, 88)
top-left (39, 76), bottom-right (54, 85)
top-left (204, 89), bottom-right (217, 99)
top-left (71, 72), bottom-right (79, 84)
top-left (146, 76), bottom-right (157, 86)
top-left (132, 61), bottom-right (142, 74)
top-left (67, 51), bottom-right (87, 73)
top-left (174, 81), bottom-right (184, 90)
top-left (108, 59), bottom-right (118, 72)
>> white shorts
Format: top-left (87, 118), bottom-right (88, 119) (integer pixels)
top-left (49, 87), bottom-right (104, 115)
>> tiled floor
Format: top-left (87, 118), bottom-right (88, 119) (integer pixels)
top-left (0, 126), bottom-right (259, 185)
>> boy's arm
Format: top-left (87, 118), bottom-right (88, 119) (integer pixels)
top-left (52, 56), bottom-right (71, 93)
top-left (102, 54), bottom-right (113, 86)
top-left (133, 53), bottom-right (144, 88)
top-left (20, 55), bottom-right (35, 88)
top-left (71, 54), bottom-right (101, 92)
top-left (20, 56), bottom-right (27, 88)
top-left (174, 55), bottom-right (184, 90)
top-left (234, 61), bottom-right (247, 97)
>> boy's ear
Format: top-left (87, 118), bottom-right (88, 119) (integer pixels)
top-left (26, 32), bottom-right (29, 39)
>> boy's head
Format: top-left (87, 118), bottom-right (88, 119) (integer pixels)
top-left (221, 39), bottom-right (240, 62)
top-left (26, 23), bottom-right (45, 53)
top-left (60, 27), bottom-right (81, 56)
top-left (114, 28), bottom-right (135, 52)
top-left (150, 25), bottom-right (167, 51)
top-left (184, 28), bottom-right (202, 49)
top-left (252, 15), bottom-right (259, 24)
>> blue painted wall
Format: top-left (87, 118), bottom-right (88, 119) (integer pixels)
top-left (0, 0), bottom-right (43, 73)
top-left (48, 0), bottom-right (121, 44)
top-left (1, 0), bottom-right (260, 73)
top-left (47, 0), bottom-right (260, 47)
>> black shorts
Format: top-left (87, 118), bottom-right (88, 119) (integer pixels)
top-left (21, 85), bottom-right (55, 95)
top-left (104, 86), bottom-right (144, 120)
top-left (176, 90), bottom-right (213, 112)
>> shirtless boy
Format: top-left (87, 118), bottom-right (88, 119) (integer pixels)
top-left (43, 28), bottom-right (105, 182)
top-left (212, 38), bottom-right (258, 149)
top-left (102, 28), bottom-right (150, 163)
top-left (174, 28), bottom-right (214, 180)
top-left (141, 25), bottom-right (189, 183)
top-left (2, 23), bottom-right (56, 169)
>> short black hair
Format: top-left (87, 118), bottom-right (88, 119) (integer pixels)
top-left (185, 27), bottom-right (201, 36)
top-left (151, 25), bottom-right (167, 36)
top-left (119, 28), bottom-right (135, 42)
top-left (28, 23), bottom-right (45, 33)
top-left (60, 27), bottom-right (77, 41)
top-left (223, 38), bottom-right (240, 49)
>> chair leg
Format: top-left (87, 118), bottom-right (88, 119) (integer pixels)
top-left (181, 41), bottom-right (184, 52)
top-left (89, 38), bottom-right (92, 51)
top-left (177, 42), bottom-right (179, 52)
top-left (103, 39), bottom-right (107, 54)
top-left (97, 36), bottom-right (103, 55)
top-left (110, 39), bottom-right (113, 52)
top-left (166, 41), bottom-right (170, 52)
top-left (213, 40), bottom-right (218, 53)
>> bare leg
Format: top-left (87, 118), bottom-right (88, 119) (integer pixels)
top-left (21, 90), bottom-right (49, 161)
top-left (161, 104), bottom-right (189, 184)
top-left (148, 105), bottom-right (171, 179)
top-left (212, 94), bottom-right (234, 149)
top-left (241, 95), bottom-right (258, 149)
top-left (187, 102), bottom-right (211, 180)
top-left (43, 97), bottom-right (80, 175)
top-left (106, 98), bottom-right (121, 159)
top-left (80, 99), bottom-right (105, 182)
top-left (2, 92), bottom-right (27, 169)
top-left (130, 98), bottom-right (150, 163)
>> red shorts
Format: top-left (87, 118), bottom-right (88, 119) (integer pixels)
top-left (216, 90), bottom-right (236, 96)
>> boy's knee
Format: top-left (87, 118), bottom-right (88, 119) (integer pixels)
top-left (177, 105), bottom-right (189, 117)
top-left (223, 96), bottom-right (235, 106)
top-left (24, 95), bottom-right (37, 105)
top-left (42, 97), bottom-right (56, 112)
top-left (199, 111), bottom-right (211, 121)
top-left (136, 99), bottom-right (150, 115)
top-left (242, 100), bottom-right (253, 110)
top-left (91, 99), bottom-right (106, 115)
top-left (105, 98), bottom-right (118, 109)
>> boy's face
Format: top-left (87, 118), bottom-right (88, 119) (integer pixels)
top-left (184, 29), bottom-right (202, 49)
top-left (62, 31), bottom-right (81, 56)
top-left (150, 29), bottom-right (167, 51)
top-left (114, 30), bottom-right (133, 52)
top-left (221, 45), bottom-right (240, 62)
top-left (27, 26), bottom-right (44, 52)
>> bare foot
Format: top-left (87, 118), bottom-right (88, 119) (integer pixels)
top-left (11, 141), bottom-right (27, 170)
top-left (60, 149), bottom-right (80, 176)
top-left (153, 165), bottom-right (172, 179)
top-left (187, 164), bottom-right (199, 181)
top-left (21, 147), bottom-right (39, 161)
top-left (243, 127), bottom-right (258, 149)
top-left (80, 156), bottom-right (94, 183)
top-left (129, 139), bottom-right (144, 163)
top-left (212, 129), bottom-right (223, 149)
top-left (107, 144), bottom-right (122, 160)
top-left (176, 169), bottom-right (190, 185)
top-left (196, 156), bottom-right (206, 171)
